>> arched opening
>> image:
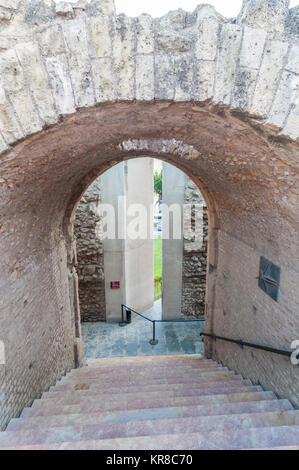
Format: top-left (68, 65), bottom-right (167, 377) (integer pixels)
top-left (72, 157), bottom-right (208, 359)
top-left (0, 101), bottom-right (298, 431)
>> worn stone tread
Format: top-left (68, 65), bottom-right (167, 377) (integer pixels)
top-left (7, 399), bottom-right (293, 431)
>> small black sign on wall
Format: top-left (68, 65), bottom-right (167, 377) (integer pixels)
top-left (258, 256), bottom-right (281, 302)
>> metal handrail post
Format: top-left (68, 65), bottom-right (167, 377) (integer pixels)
top-left (150, 321), bottom-right (158, 345)
top-left (119, 304), bottom-right (127, 327)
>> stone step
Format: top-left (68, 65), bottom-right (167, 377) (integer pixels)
top-left (60, 367), bottom-right (232, 382)
top-left (44, 379), bottom-right (253, 403)
top-left (1, 411), bottom-right (298, 447)
top-left (58, 371), bottom-right (243, 387)
top-left (7, 399), bottom-right (293, 432)
top-left (49, 374), bottom-right (245, 395)
top-left (32, 381), bottom-right (255, 408)
top-left (65, 364), bottom-right (225, 380)
top-left (21, 388), bottom-right (268, 418)
top-left (3, 425), bottom-right (299, 450)
top-left (49, 374), bottom-right (241, 394)
top-left (85, 354), bottom-right (206, 366)
top-left (78, 360), bottom-right (220, 371)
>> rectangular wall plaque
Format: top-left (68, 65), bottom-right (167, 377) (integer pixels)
top-left (110, 281), bottom-right (120, 289)
top-left (258, 256), bottom-right (280, 302)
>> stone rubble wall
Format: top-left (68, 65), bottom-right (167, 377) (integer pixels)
top-left (74, 177), bottom-right (106, 322)
top-left (181, 177), bottom-right (208, 317)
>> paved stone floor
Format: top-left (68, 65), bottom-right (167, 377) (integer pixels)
top-left (82, 301), bottom-right (205, 361)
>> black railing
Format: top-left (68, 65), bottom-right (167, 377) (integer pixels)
top-left (120, 304), bottom-right (204, 345)
top-left (200, 332), bottom-right (292, 358)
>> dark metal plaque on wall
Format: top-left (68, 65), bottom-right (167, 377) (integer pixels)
top-left (258, 256), bottom-right (280, 302)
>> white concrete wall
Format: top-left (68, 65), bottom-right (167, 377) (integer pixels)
top-left (101, 158), bottom-right (154, 321)
top-left (124, 158), bottom-right (154, 313)
top-left (101, 163), bottom-right (126, 322)
top-left (162, 162), bottom-right (185, 320)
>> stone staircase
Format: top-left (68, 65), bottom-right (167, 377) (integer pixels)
top-left (1, 354), bottom-right (299, 450)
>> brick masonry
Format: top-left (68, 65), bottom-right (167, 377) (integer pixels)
top-left (0, 0), bottom-right (298, 429)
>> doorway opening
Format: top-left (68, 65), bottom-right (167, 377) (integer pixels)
top-left (74, 158), bottom-right (208, 360)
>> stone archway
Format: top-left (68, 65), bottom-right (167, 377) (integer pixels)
top-left (0, 0), bottom-right (298, 429)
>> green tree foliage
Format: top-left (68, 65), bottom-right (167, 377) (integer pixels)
top-left (154, 170), bottom-right (162, 199)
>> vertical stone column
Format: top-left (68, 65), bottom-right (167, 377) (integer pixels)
top-left (101, 163), bottom-right (126, 322)
top-left (124, 158), bottom-right (154, 313)
top-left (162, 162), bottom-right (185, 320)
top-left (162, 165), bottom-right (208, 319)
top-left (101, 158), bottom-right (154, 321)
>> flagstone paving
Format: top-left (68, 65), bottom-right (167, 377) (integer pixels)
top-left (82, 301), bottom-right (205, 360)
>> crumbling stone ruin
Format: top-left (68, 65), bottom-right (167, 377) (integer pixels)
top-left (74, 178), bottom-right (106, 322)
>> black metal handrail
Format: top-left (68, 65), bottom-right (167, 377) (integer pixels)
top-left (200, 332), bottom-right (292, 358)
top-left (120, 304), bottom-right (204, 345)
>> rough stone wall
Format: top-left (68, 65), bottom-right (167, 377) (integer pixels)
top-left (0, 0), bottom-right (298, 429)
top-left (74, 177), bottom-right (105, 322)
top-left (0, 0), bottom-right (297, 145)
top-left (181, 177), bottom-right (208, 317)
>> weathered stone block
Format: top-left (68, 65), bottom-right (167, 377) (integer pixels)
top-left (136, 54), bottom-right (154, 101)
top-left (195, 60), bottom-right (216, 102)
top-left (45, 54), bottom-right (75, 115)
top-left (37, 24), bottom-right (65, 57)
top-left (282, 89), bottom-right (299, 140)
top-left (24, 0), bottom-right (55, 25)
top-left (16, 42), bottom-right (57, 124)
top-left (174, 53), bottom-right (194, 101)
top-left (136, 14), bottom-right (154, 54)
top-left (0, 6), bottom-right (12, 21)
top-left (73, 0), bottom-right (88, 11)
top-left (0, 37), bottom-right (13, 51)
top-left (239, 26), bottom-right (267, 70)
top-left (0, 0), bottom-right (18, 9)
top-left (0, 132), bottom-right (8, 152)
top-left (55, 2), bottom-right (74, 18)
top-left (10, 89), bottom-right (42, 134)
top-left (0, 86), bottom-right (23, 143)
top-left (231, 67), bottom-right (258, 111)
top-left (92, 57), bottom-right (115, 102)
top-left (251, 39), bottom-right (289, 116)
top-left (237, 0), bottom-right (289, 37)
top-left (62, 18), bottom-right (95, 108)
top-left (286, 6), bottom-right (299, 37)
top-left (155, 54), bottom-right (175, 100)
top-left (157, 9), bottom-right (186, 29)
top-left (269, 71), bottom-right (299, 128)
top-left (286, 42), bottom-right (299, 74)
top-left (195, 17), bottom-right (219, 61)
top-left (0, 49), bottom-right (25, 93)
top-left (195, 4), bottom-right (224, 23)
top-left (113, 16), bottom-right (135, 100)
top-left (90, 0), bottom-right (115, 17)
top-left (156, 30), bottom-right (194, 53)
top-left (213, 24), bottom-right (243, 105)
top-left (88, 15), bottom-right (111, 58)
